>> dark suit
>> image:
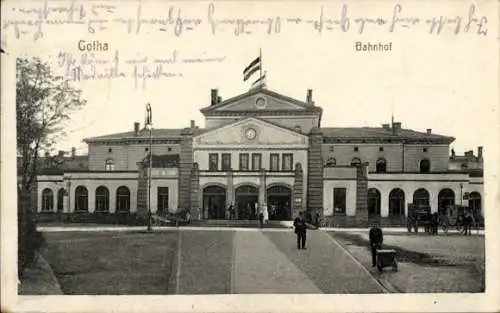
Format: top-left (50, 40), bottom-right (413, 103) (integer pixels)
top-left (369, 227), bottom-right (383, 266)
top-left (293, 216), bottom-right (307, 249)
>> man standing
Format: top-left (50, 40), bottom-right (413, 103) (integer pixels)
top-left (293, 211), bottom-right (307, 249)
top-left (369, 221), bottom-right (383, 267)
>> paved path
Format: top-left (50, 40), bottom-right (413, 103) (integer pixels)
top-left (176, 229), bottom-right (387, 294)
top-left (232, 231), bottom-right (321, 293)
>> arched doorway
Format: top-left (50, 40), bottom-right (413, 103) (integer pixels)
top-left (413, 188), bottom-right (430, 208)
top-left (367, 188), bottom-right (381, 216)
top-left (438, 188), bottom-right (455, 215)
top-left (389, 188), bottom-right (405, 216)
top-left (95, 186), bottom-right (110, 212)
top-left (116, 186), bottom-right (131, 213)
top-left (75, 186), bottom-right (88, 212)
top-left (57, 188), bottom-right (66, 212)
top-left (203, 185), bottom-right (226, 219)
top-left (267, 185), bottom-right (292, 221)
top-left (419, 159), bottom-right (430, 173)
top-left (235, 185), bottom-right (258, 220)
top-left (41, 188), bottom-right (54, 212)
top-left (469, 192), bottom-right (482, 217)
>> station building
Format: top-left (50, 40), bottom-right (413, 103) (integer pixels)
top-left (33, 87), bottom-right (484, 225)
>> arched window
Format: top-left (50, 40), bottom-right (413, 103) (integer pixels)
top-left (324, 157), bottom-right (336, 167)
top-left (413, 188), bottom-right (430, 208)
top-left (376, 158), bottom-right (387, 173)
top-left (116, 186), bottom-right (131, 212)
top-left (438, 188), bottom-right (455, 214)
top-left (419, 159), bottom-right (430, 173)
top-left (41, 188), bottom-right (54, 212)
top-left (105, 158), bottom-right (115, 171)
top-left (75, 186), bottom-right (88, 212)
top-left (351, 157), bottom-right (361, 166)
top-left (95, 186), bottom-right (110, 212)
top-left (57, 188), bottom-right (66, 212)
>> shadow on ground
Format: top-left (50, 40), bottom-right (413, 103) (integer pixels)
top-left (332, 232), bottom-right (461, 267)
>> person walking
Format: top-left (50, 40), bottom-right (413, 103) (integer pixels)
top-left (369, 221), bottom-right (383, 267)
top-left (263, 203), bottom-right (269, 225)
top-left (464, 208), bottom-right (474, 236)
top-left (293, 211), bottom-right (307, 249)
top-left (258, 206), bottom-right (264, 228)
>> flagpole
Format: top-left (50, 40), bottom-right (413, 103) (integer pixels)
top-left (259, 48), bottom-right (263, 82)
top-left (146, 103), bottom-right (153, 232)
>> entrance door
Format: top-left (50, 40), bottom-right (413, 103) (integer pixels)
top-left (267, 185), bottom-right (292, 220)
top-left (203, 186), bottom-right (227, 219)
top-left (235, 185), bottom-right (258, 220)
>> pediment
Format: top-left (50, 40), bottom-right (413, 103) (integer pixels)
top-left (193, 117), bottom-right (308, 146)
top-left (200, 88), bottom-right (320, 114)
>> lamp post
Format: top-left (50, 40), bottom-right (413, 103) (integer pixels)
top-left (460, 183), bottom-right (463, 205)
top-left (146, 103), bottom-right (153, 232)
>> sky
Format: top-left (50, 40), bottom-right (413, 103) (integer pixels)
top-left (2, 0), bottom-right (498, 156)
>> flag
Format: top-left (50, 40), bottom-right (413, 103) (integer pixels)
top-left (145, 103), bottom-right (152, 126)
top-left (252, 71), bottom-right (266, 87)
top-left (243, 56), bottom-right (261, 81)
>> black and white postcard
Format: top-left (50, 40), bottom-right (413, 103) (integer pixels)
top-left (1, 0), bottom-right (499, 312)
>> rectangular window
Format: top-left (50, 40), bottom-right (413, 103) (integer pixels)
top-left (239, 153), bottom-right (249, 171)
top-left (251, 153), bottom-right (262, 171)
top-left (208, 153), bottom-right (219, 171)
top-left (221, 153), bottom-right (231, 171)
top-left (157, 187), bottom-right (169, 213)
top-left (282, 153), bottom-right (293, 171)
top-left (333, 188), bottom-right (347, 214)
top-left (270, 153), bottom-right (280, 171)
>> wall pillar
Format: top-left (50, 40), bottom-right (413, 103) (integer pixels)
top-left (259, 169), bottom-right (266, 211)
top-left (190, 163), bottom-right (200, 213)
top-left (178, 129), bottom-right (194, 210)
top-left (109, 187), bottom-right (117, 213)
top-left (430, 190), bottom-right (438, 213)
top-left (53, 191), bottom-right (58, 213)
top-left (226, 170), bottom-right (234, 208)
top-left (88, 187), bottom-right (96, 213)
top-left (380, 189), bottom-right (389, 218)
top-left (306, 128), bottom-right (323, 211)
top-left (136, 161), bottom-right (148, 216)
top-left (293, 163), bottom-right (304, 218)
top-left (63, 195), bottom-right (69, 213)
top-left (355, 163), bottom-right (369, 225)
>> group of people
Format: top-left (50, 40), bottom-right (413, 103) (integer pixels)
top-left (427, 208), bottom-right (476, 236)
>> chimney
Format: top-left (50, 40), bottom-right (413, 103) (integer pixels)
top-left (306, 89), bottom-right (313, 104)
top-left (392, 122), bottom-right (402, 133)
top-left (134, 122), bottom-right (140, 135)
top-left (71, 147), bottom-right (76, 158)
top-left (382, 124), bottom-right (390, 130)
top-left (293, 125), bottom-right (302, 133)
top-left (58, 150), bottom-right (64, 158)
top-left (211, 89), bottom-right (218, 106)
top-left (426, 128), bottom-right (432, 134)
top-left (190, 120), bottom-right (195, 128)
top-left (478, 146), bottom-right (483, 159)
top-left (217, 96), bottom-right (222, 104)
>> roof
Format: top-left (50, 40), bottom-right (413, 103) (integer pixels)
top-left (200, 87), bottom-right (322, 113)
top-left (83, 128), bottom-right (206, 142)
top-left (320, 127), bottom-right (455, 142)
top-left (17, 155), bottom-right (89, 174)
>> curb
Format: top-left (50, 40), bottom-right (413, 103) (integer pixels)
top-left (19, 250), bottom-right (63, 295)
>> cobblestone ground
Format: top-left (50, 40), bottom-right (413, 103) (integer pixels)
top-left (330, 232), bottom-right (485, 293)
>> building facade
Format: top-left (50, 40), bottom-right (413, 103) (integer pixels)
top-left (33, 87), bottom-right (484, 225)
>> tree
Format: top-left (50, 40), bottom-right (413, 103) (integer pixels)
top-left (17, 57), bottom-right (86, 196)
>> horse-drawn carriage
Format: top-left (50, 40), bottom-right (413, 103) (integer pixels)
top-left (407, 203), bottom-right (482, 234)
top-left (406, 204), bottom-right (433, 233)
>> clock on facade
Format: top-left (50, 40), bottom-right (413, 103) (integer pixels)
top-left (255, 97), bottom-right (267, 109)
top-left (245, 128), bottom-right (257, 140)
